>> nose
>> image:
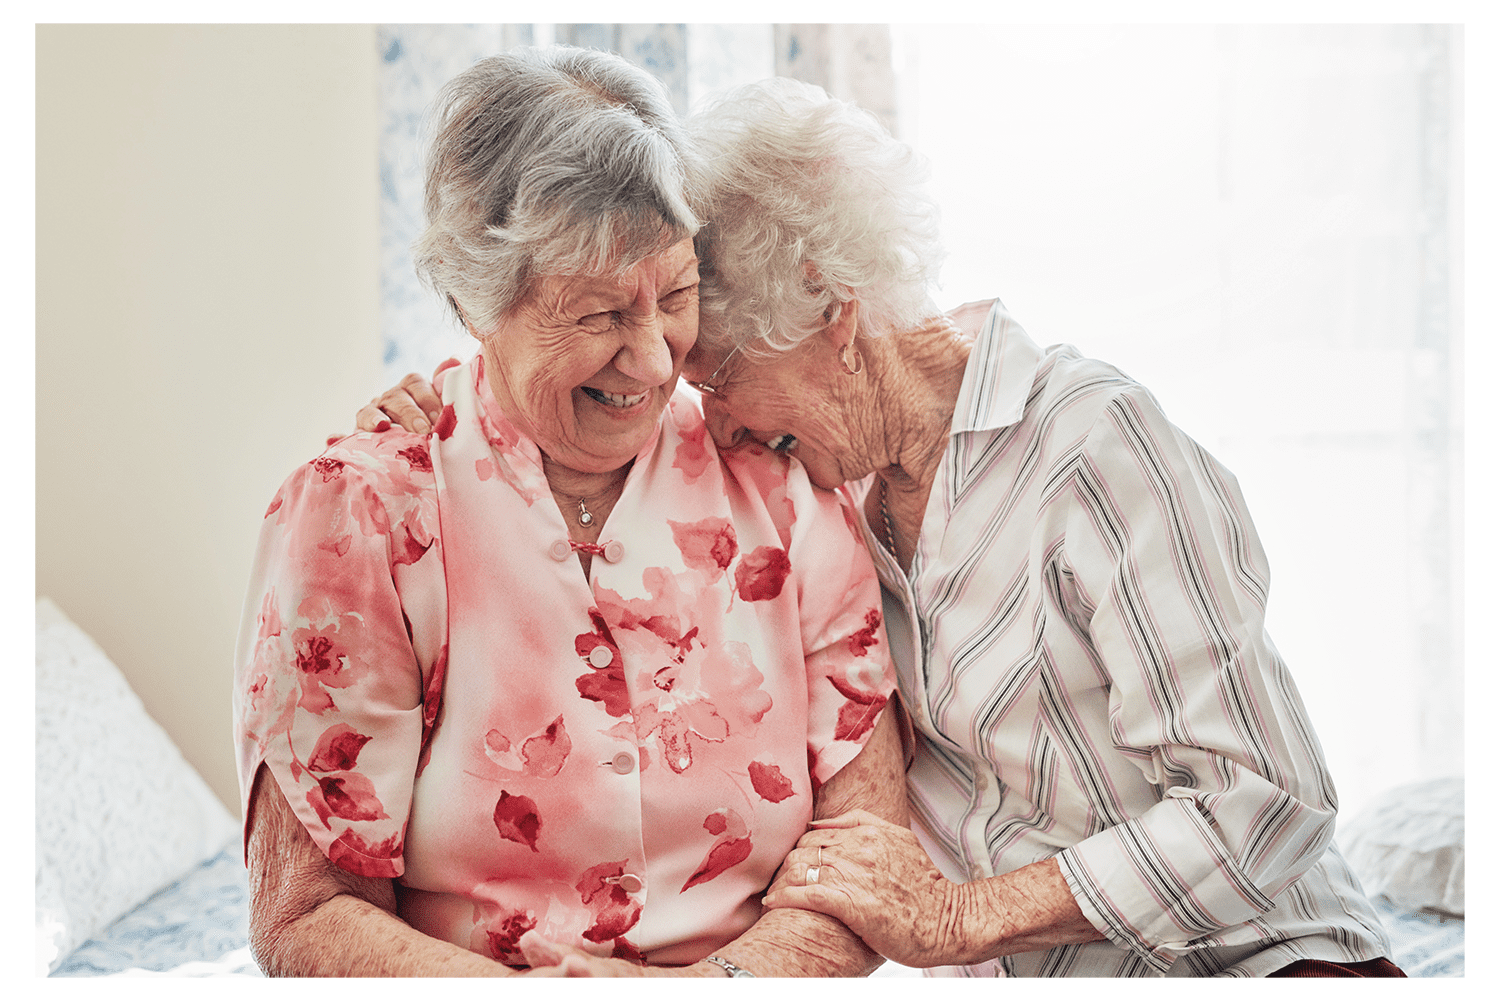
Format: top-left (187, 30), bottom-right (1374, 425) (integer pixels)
top-left (614, 313), bottom-right (675, 387)
top-left (702, 395), bottom-right (749, 450)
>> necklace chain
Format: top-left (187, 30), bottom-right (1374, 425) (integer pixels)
top-left (879, 478), bottom-right (896, 555)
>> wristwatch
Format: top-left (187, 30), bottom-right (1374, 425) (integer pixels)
top-left (703, 955), bottom-right (756, 977)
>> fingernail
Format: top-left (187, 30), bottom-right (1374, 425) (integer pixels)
top-left (374, 420), bottom-right (391, 432)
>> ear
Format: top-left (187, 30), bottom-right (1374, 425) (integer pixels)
top-left (451, 296), bottom-right (487, 342)
top-left (819, 295), bottom-right (861, 353)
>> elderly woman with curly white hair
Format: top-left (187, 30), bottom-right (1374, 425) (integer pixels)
top-left (370, 74), bottom-right (1404, 979)
top-left (237, 49), bottom-right (905, 978)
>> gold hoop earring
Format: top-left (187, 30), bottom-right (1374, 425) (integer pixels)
top-left (839, 344), bottom-right (864, 376)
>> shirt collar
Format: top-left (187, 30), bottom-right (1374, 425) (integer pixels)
top-left (949, 301), bottom-right (1045, 435)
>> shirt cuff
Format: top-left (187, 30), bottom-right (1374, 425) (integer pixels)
top-left (1055, 798), bottom-right (1278, 972)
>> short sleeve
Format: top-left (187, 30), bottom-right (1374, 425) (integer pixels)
top-left (786, 471), bottom-right (897, 788)
top-left (233, 436), bottom-right (443, 878)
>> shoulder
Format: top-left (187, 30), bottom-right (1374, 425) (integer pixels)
top-left (289, 430), bottom-right (435, 492)
top-left (1008, 345), bottom-right (1169, 446)
top-left (264, 430), bottom-right (439, 546)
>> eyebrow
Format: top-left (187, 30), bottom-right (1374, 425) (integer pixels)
top-left (565, 256), bottom-right (701, 314)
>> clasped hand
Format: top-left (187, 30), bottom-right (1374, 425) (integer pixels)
top-left (762, 808), bottom-right (970, 969)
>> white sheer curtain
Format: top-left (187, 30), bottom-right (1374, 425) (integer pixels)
top-left (377, 24), bottom-right (1462, 821)
top-left (893, 24), bottom-right (1463, 820)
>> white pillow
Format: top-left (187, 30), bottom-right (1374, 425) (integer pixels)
top-left (35, 597), bottom-right (239, 974)
top-left (1338, 775), bottom-right (1464, 917)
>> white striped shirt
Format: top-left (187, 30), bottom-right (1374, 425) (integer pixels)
top-left (859, 304), bottom-right (1391, 977)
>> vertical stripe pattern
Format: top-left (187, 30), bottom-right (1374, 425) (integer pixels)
top-left (870, 306), bottom-right (1389, 976)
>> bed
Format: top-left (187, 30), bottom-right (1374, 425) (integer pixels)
top-left (35, 597), bottom-right (1463, 978)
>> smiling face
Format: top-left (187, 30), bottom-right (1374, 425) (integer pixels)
top-left (683, 333), bottom-right (875, 491)
top-left (478, 237), bottom-right (700, 475)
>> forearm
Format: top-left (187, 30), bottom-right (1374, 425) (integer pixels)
top-left (255, 891), bottom-right (511, 977)
top-left (248, 764), bottom-right (513, 978)
top-left (946, 858), bottom-right (1104, 965)
top-left (702, 905), bottom-right (882, 978)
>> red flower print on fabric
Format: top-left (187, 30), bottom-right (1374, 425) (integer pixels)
top-left (669, 517), bottom-right (739, 575)
top-left (292, 626), bottom-right (346, 714)
top-left (493, 790), bottom-right (542, 852)
top-left (576, 861), bottom-right (643, 943)
top-left (317, 533), bottom-right (353, 558)
top-left (574, 612), bottom-right (630, 717)
top-left (306, 723), bottom-right (372, 773)
top-left (307, 772), bottom-right (389, 827)
top-left (484, 715), bottom-right (572, 778)
top-left (733, 545), bottom-right (791, 601)
top-left (311, 456), bottom-right (345, 482)
top-left (288, 613), bottom-right (368, 715)
top-left (829, 673), bottom-right (889, 743)
top-left (747, 760), bottom-right (796, 803)
top-left (434, 404), bottom-right (458, 441)
top-left (391, 522), bottom-right (432, 566)
top-left (397, 444), bottom-right (431, 472)
top-left (634, 703), bottom-right (700, 774)
top-left (415, 644), bottom-right (447, 777)
top-left (327, 829), bottom-right (402, 877)
top-left (848, 608), bottom-right (882, 657)
top-left (670, 410), bottom-right (713, 482)
top-left (682, 808), bottom-right (752, 891)
top-left (485, 911), bottom-right (539, 965)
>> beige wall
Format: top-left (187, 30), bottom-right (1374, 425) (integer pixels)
top-left (37, 25), bottom-right (382, 812)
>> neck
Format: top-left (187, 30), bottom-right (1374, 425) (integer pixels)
top-left (860, 315), bottom-right (972, 571)
top-left (865, 314), bottom-right (972, 496)
top-left (542, 458), bottom-right (632, 504)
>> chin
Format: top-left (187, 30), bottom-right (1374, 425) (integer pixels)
top-left (802, 464), bottom-right (850, 492)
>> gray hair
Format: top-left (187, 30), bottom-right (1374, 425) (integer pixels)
top-left (689, 77), bottom-right (943, 359)
top-left (412, 46), bottom-right (702, 335)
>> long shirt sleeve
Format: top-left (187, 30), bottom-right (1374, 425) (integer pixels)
top-left (1051, 386), bottom-right (1339, 969)
top-left (893, 304), bottom-right (1388, 977)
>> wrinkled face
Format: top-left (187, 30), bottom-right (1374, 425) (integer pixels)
top-left (683, 337), bottom-right (867, 491)
top-left (479, 238), bottom-right (700, 475)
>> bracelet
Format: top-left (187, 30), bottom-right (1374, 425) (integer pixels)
top-left (703, 954), bottom-right (756, 977)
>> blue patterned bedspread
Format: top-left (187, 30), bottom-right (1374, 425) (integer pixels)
top-left (51, 843), bottom-right (262, 977)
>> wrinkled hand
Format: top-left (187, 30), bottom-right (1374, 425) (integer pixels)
top-left (514, 931), bottom-right (722, 977)
top-left (352, 358), bottom-right (458, 435)
top-left (762, 809), bottom-right (968, 969)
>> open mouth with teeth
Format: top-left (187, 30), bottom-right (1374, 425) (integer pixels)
top-left (765, 434), bottom-right (798, 452)
top-left (582, 387), bottom-right (650, 409)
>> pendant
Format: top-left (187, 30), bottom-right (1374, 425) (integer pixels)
top-left (578, 499), bottom-right (594, 526)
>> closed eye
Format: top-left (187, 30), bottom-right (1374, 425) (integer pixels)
top-left (579, 311), bottom-right (620, 333)
top-left (661, 283), bottom-right (699, 311)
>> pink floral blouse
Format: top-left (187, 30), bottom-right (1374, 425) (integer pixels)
top-left (233, 355), bottom-right (894, 967)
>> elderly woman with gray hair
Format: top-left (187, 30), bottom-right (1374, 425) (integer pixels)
top-left (372, 74), bottom-right (1404, 978)
top-left (235, 48), bottom-right (903, 978)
